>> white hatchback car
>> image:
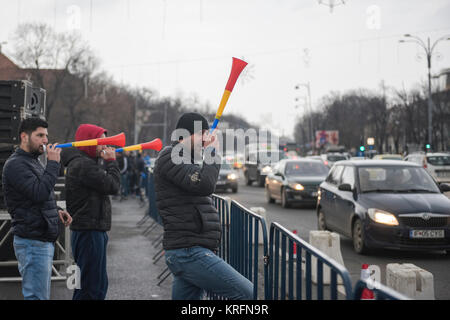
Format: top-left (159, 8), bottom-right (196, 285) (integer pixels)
top-left (404, 152), bottom-right (450, 183)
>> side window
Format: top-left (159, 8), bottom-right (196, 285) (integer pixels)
top-left (326, 165), bottom-right (344, 186)
top-left (341, 166), bottom-right (355, 189)
top-left (326, 166), bottom-right (336, 183)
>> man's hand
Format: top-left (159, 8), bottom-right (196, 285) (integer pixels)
top-left (58, 210), bottom-right (72, 227)
top-left (101, 147), bottom-right (116, 161)
top-left (203, 133), bottom-right (220, 150)
top-left (46, 143), bottom-right (61, 163)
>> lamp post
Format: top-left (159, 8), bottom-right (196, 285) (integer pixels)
top-left (295, 82), bottom-right (314, 152)
top-left (399, 34), bottom-right (450, 151)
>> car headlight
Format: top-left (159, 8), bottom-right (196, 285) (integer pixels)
top-left (288, 182), bottom-right (305, 191)
top-left (227, 173), bottom-right (237, 180)
top-left (262, 166), bottom-right (272, 174)
top-left (367, 208), bottom-right (399, 226)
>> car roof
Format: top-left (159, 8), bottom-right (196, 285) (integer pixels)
top-left (333, 159), bottom-right (421, 167)
top-left (281, 158), bottom-right (324, 163)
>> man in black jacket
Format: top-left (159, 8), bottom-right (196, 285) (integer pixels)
top-left (2, 118), bottom-right (72, 300)
top-left (61, 124), bottom-right (120, 300)
top-left (153, 112), bottom-right (253, 300)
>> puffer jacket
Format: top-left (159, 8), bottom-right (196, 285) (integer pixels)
top-left (2, 148), bottom-right (61, 242)
top-left (61, 147), bottom-right (120, 231)
top-left (153, 142), bottom-right (221, 251)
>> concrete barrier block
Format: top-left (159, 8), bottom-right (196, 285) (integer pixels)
top-left (249, 207), bottom-right (267, 245)
top-left (386, 263), bottom-right (434, 300)
top-left (309, 230), bottom-right (345, 285)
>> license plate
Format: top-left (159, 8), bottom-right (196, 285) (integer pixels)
top-left (216, 181), bottom-right (226, 185)
top-left (437, 172), bottom-right (450, 177)
top-left (409, 230), bottom-right (445, 239)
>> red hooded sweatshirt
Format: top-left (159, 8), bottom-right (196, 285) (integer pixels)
top-left (75, 124), bottom-right (107, 159)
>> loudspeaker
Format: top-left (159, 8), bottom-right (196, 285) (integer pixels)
top-left (0, 80), bottom-right (46, 144)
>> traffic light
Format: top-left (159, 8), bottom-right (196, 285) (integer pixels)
top-left (426, 144), bottom-right (431, 150)
top-left (360, 146), bottom-right (365, 152)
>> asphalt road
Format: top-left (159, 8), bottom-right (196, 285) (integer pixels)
top-left (215, 171), bottom-right (450, 300)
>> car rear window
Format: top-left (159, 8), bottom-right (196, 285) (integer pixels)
top-left (426, 155), bottom-right (450, 166)
top-left (327, 155), bottom-right (347, 162)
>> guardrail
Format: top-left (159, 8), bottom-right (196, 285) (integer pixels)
top-left (268, 222), bottom-right (353, 300)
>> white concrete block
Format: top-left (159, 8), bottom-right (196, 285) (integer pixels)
top-left (309, 230), bottom-right (345, 285)
top-left (386, 263), bottom-right (434, 300)
top-left (250, 207), bottom-right (267, 245)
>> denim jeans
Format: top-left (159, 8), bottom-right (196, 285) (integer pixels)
top-left (165, 246), bottom-right (254, 300)
top-left (13, 235), bottom-right (55, 300)
top-left (71, 231), bottom-right (108, 300)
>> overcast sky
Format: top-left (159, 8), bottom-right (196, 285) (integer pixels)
top-left (1, 0), bottom-right (450, 137)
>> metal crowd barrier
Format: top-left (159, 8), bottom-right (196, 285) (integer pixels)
top-left (268, 222), bottom-right (353, 300)
top-left (229, 200), bottom-right (269, 300)
top-left (0, 201), bottom-right (73, 282)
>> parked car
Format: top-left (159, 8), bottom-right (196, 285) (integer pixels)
top-left (404, 152), bottom-right (450, 183)
top-left (373, 154), bottom-right (403, 161)
top-left (214, 161), bottom-right (239, 193)
top-left (244, 150), bottom-right (287, 187)
top-left (317, 160), bottom-right (450, 254)
top-left (265, 159), bottom-right (329, 208)
top-left (320, 153), bottom-right (348, 168)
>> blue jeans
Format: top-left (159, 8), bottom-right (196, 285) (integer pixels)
top-left (165, 246), bottom-right (254, 300)
top-left (71, 231), bottom-right (108, 300)
top-left (13, 235), bottom-right (54, 300)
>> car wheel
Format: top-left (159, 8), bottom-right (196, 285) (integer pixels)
top-left (317, 209), bottom-right (328, 231)
top-left (266, 186), bottom-right (275, 203)
top-left (245, 172), bottom-right (252, 186)
top-left (257, 173), bottom-right (265, 187)
top-left (352, 219), bottom-right (369, 255)
top-left (281, 188), bottom-right (290, 208)
top-left (232, 186), bottom-right (238, 193)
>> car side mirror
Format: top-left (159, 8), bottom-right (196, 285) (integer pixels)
top-left (338, 183), bottom-right (353, 192)
top-left (439, 183), bottom-right (450, 193)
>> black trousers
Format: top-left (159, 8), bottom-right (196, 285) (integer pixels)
top-left (71, 230), bottom-right (108, 300)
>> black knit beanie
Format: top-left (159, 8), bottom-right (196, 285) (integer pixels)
top-left (175, 112), bottom-right (209, 136)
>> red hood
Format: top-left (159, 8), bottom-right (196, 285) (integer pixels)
top-left (75, 124), bottom-right (107, 158)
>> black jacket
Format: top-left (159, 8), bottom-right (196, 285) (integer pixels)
top-left (2, 148), bottom-right (61, 242)
top-left (61, 148), bottom-right (120, 231)
top-left (153, 143), bottom-right (222, 251)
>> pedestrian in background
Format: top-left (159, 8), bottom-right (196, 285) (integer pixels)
top-left (61, 124), bottom-right (120, 300)
top-left (2, 118), bottom-right (72, 300)
top-left (153, 112), bottom-right (253, 300)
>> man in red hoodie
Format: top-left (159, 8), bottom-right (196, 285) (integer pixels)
top-left (61, 124), bottom-right (120, 300)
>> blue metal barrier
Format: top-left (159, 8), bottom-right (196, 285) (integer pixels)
top-left (268, 222), bottom-right (353, 300)
top-left (353, 279), bottom-right (409, 300)
top-left (229, 200), bottom-right (269, 300)
top-left (212, 195), bottom-right (231, 264)
top-left (147, 172), bottom-right (162, 225)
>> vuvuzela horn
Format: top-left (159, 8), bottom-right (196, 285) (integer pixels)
top-left (56, 132), bottom-right (126, 148)
top-left (210, 57), bottom-right (248, 133)
top-left (115, 138), bottom-right (163, 153)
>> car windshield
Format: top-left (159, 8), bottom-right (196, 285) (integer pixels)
top-left (358, 166), bottom-right (440, 193)
top-left (381, 156), bottom-right (402, 160)
top-left (327, 155), bottom-right (347, 162)
top-left (427, 155), bottom-right (450, 166)
top-left (285, 161), bottom-right (329, 177)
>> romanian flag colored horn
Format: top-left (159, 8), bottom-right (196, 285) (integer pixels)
top-left (56, 132), bottom-right (126, 148)
top-left (116, 138), bottom-right (163, 153)
top-left (210, 57), bottom-right (248, 133)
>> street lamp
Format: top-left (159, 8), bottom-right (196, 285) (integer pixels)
top-left (295, 82), bottom-right (314, 151)
top-left (399, 34), bottom-right (450, 150)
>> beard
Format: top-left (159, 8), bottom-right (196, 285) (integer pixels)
top-left (28, 141), bottom-right (44, 156)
